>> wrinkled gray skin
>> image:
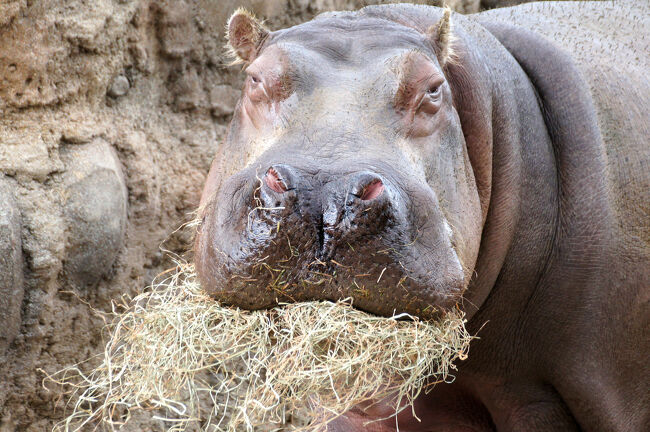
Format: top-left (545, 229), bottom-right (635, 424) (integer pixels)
top-left (196, 1), bottom-right (649, 431)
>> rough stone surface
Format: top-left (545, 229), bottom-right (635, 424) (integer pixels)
top-left (60, 139), bottom-right (128, 288)
top-left (0, 131), bottom-right (63, 182)
top-left (0, 0), bottom-right (536, 430)
top-left (209, 84), bottom-right (241, 117)
top-left (107, 75), bottom-right (131, 97)
top-left (0, 176), bottom-right (23, 359)
top-left (481, 0), bottom-right (536, 9)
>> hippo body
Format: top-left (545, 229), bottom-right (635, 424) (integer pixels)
top-left (196, 1), bottom-right (649, 431)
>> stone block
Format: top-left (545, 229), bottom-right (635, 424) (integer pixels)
top-left (0, 176), bottom-right (23, 357)
top-left (60, 139), bottom-right (128, 288)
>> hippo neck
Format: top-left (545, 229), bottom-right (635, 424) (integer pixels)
top-left (467, 16), bottom-right (621, 331)
top-left (447, 15), bottom-right (561, 323)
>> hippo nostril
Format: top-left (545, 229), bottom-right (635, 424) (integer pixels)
top-left (265, 167), bottom-right (287, 193)
top-left (359, 178), bottom-right (384, 201)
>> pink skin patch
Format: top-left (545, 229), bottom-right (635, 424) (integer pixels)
top-left (360, 179), bottom-right (385, 201)
top-left (265, 168), bottom-right (287, 193)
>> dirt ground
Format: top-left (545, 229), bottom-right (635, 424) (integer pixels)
top-left (0, 1), bottom-right (528, 430)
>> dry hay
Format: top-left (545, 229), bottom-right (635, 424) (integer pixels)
top-left (44, 262), bottom-right (471, 431)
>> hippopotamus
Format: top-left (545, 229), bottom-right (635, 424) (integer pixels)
top-left (195, 1), bottom-right (649, 430)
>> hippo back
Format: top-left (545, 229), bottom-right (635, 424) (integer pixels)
top-left (477, 0), bottom-right (650, 262)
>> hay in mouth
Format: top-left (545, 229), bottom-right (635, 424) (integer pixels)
top-left (45, 262), bottom-right (471, 431)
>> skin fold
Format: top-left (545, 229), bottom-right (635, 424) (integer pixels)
top-left (195, 2), bottom-right (649, 430)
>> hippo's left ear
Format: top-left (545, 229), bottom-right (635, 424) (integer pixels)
top-left (226, 8), bottom-right (269, 64)
top-left (427, 7), bottom-right (455, 67)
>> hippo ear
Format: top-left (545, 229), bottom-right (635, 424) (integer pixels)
top-left (226, 8), bottom-right (269, 64)
top-left (427, 7), bottom-right (455, 67)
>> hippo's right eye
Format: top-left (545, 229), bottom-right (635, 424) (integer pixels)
top-left (427, 85), bottom-right (441, 97)
top-left (251, 74), bottom-right (261, 84)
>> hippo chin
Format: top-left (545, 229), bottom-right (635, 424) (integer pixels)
top-left (195, 2), bottom-right (649, 431)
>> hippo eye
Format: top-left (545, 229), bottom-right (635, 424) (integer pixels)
top-left (246, 73), bottom-right (268, 104)
top-left (427, 85), bottom-right (441, 97)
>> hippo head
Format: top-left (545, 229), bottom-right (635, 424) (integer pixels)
top-left (195, 7), bottom-right (483, 319)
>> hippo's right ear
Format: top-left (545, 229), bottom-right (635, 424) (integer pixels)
top-left (226, 8), bottom-right (268, 64)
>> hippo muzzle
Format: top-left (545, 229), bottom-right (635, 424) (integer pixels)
top-left (196, 155), bottom-right (467, 318)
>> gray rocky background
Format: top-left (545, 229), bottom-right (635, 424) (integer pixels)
top-left (0, 0), bottom-right (532, 430)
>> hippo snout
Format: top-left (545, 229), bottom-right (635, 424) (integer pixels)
top-left (259, 165), bottom-right (389, 260)
top-left (195, 161), bottom-right (465, 318)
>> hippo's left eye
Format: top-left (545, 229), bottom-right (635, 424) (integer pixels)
top-left (246, 73), bottom-right (268, 103)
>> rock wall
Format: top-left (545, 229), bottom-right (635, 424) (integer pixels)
top-left (0, 0), bottom-right (540, 430)
top-left (481, 0), bottom-right (536, 9)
